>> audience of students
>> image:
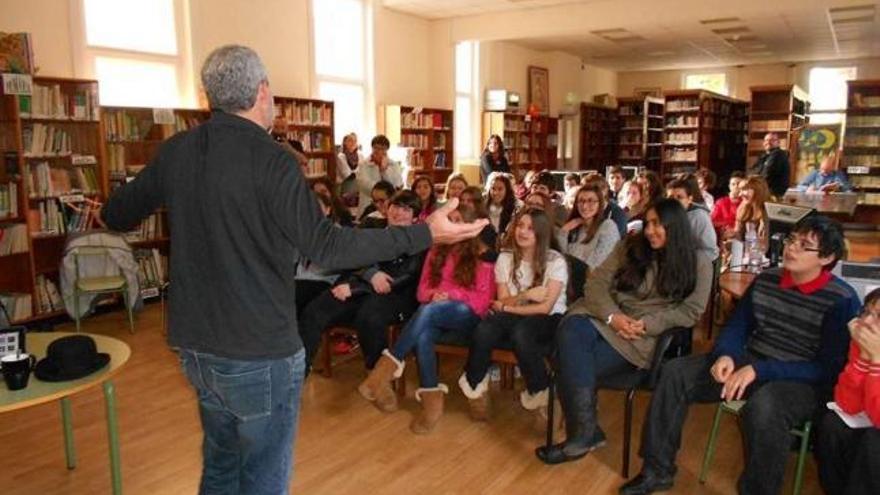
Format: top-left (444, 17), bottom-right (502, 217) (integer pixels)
top-left (411, 174), bottom-right (438, 222)
top-left (443, 173), bottom-right (468, 203)
top-left (666, 174), bottom-right (719, 260)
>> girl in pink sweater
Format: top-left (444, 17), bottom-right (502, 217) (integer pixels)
top-left (358, 207), bottom-right (495, 434)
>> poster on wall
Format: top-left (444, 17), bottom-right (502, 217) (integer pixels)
top-left (528, 66), bottom-right (549, 115)
top-left (792, 124), bottom-right (843, 182)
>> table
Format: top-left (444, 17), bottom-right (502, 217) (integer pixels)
top-left (780, 192), bottom-right (860, 219)
top-left (718, 271), bottom-right (756, 300)
top-left (0, 332), bottom-right (130, 495)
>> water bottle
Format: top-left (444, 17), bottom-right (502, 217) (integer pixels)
top-left (744, 222), bottom-right (761, 273)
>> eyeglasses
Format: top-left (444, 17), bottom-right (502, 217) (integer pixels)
top-left (782, 235), bottom-right (821, 253)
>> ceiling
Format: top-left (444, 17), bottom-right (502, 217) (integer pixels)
top-left (383, 0), bottom-right (880, 71)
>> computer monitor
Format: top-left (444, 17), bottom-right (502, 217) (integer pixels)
top-left (765, 202), bottom-right (816, 266)
top-left (832, 261), bottom-right (880, 301)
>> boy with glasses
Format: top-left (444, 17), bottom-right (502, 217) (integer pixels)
top-left (620, 215), bottom-right (861, 495)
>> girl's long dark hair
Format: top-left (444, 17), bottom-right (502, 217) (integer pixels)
top-left (638, 170), bottom-right (665, 207)
top-left (312, 177), bottom-right (353, 226)
top-left (411, 175), bottom-right (437, 212)
top-left (615, 198), bottom-right (696, 301)
top-left (486, 174), bottom-right (517, 236)
top-left (483, 134), bottom-right (506, 159)
top-left (429, 207), bottom-right (482, 288)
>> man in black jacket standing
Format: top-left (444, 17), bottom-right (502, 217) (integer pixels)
top-left (101, 45), bottom-right (485, 495)
top-left (750, 133), bottom-right (790, 198)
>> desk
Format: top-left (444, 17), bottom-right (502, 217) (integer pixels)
top-left (780, 192), bottom-right (859, 219)
top-left (719, 271), bottom-right (756, 300)
top-left (0, 332), bottom-right (130, 495)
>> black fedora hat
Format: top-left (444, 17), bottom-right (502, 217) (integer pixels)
top-left (35, 335), bottom-right (110, 382)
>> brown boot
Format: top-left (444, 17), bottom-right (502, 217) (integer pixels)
top-left (458, 373), bottom-right (490, 421)
top-left (357, 350), bottom-right (404, 413)
top-left (410, 385), bottom-right (448, 434)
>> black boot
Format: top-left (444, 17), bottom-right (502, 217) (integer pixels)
top-left (618, 470), bottom-right (674, 495)
top-left (535, 386), bottom-right (605, 464)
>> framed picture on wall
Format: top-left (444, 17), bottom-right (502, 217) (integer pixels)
top-left (634, 87), bottom-right (662, 98)
top-left (528, 66), bottom-right (549, 115)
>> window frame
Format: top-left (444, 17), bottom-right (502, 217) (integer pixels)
top-left (808, 66), bottom-right (858, 125)
top-left (454, 41), bottom-right (480, 162)
top-left (69, 0), bottom-right (196, 108)
top-left (682, 71), bottom-right (729, 96)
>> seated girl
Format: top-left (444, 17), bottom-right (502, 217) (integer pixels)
top-left (443, 173), bottom-right (468, 205)
top-left (411, 174), bottom-right (438, 222)
top-left (666, 174), bottom-right (719, 260)
top-left (311, 176), bottom-right (354, 227)
top-left (485, 173), bottom-right (519, 236)
top-left (536, 198), bottom-right (712, 464)
top-left (735, 176), bottom-right (770, 252)
top-left (817, 288), bottom-right (880, 495)
top-left (298, 191), bottom-right (426, 371)
top-left (460, 208), bottom-right (567, 421)
top-left (358, 207), bottom-right (496, 434)
top-left (619, 180), bottom-right (649, 233)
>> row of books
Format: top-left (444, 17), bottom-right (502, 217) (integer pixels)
top-left (750, 120), bottom-right (791, 132)
top-left (851, 176), bottom-right (880, 188)
top-left (103, 110), bottom-right (150, 142)
top-left (851, 94), bottom-right (880, 108)
top-left (124, 213), bottom-right (164, 242)
top-left (29, 199), bottom-right (96, 236)
top-left (0, 224), bottom-right (27, 256)
top-left (666, 131), bottom-right (699, 145)
top-left (280, 131), bottom-right (333, 153)
top-left (844, 155), bottom-right (880, 167)
top-left (666, 99), bottom-right (700, 111)
top-left (105, 143), bottom-right (137, 177)
top-left (135, 248), bottom-right (168, 292)
top-left (173, 114), bottom-right (203, 133)
top-left (22, 124), bottom-right (73, 156)
top-left (0, 182), bottom-right (19, 218)
top-left (34, 275), bottom-right (63, 315)
top-left (401, 134), bottom-right (429, 149)
top-left (26, 162), bottom-right (100, 198)
top-left (0, 293), bottom-right (32, 322)
top-left (18, 83), bottom-right (99, 121)
top-left (847, 116), bottom-right (880, 127)
top-left (274, 102), bottom-right (332, 126)
top-left (846, 135), bottom-right (880, 147)
top-left (401, 112), bottom-right (448, 130)
top-left (663, 148), bottom-right (698, 162)
top-left (666, 115), bottom-right (699, 127)
top-left (304, 158), bottom-right (328, 178)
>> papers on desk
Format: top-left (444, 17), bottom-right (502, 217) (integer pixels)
top-left (827, 401), bottom-right (874, 429)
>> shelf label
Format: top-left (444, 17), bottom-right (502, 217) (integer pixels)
top-left (71, 154), bottom-right (97, 165)
top-left (59, 193), bottom-right (85, 203)
top-left (152, 108), bottom-right (175, 125)
top-left (848, 166), bottom-right (870, 175)
top-left (2, 73), bottom-right (32, 95)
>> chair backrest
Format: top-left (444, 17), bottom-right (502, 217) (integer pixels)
top-left (646, 326), bottom-right (693, 388)
top-left (70, 246), bottom-right (120, 278)
top-left (565, 254), bottom-right (588, 302)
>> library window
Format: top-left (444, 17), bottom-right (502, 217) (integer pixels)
top-left (77, 0), bottom-right (193, 107)
top-left (809, 67), bottom-right (857, 124)
top-left (455, 41), bottom-right (479, 161)
top-left (684, 72), bottom-right (728, 95)
top-left (312, 0), bottom-right (372, 142)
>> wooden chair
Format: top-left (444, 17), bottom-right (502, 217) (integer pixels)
top-left (318, 324), bottom-right (406, 394)
top-left (544, 326), bottom-right (693, 478)
top-left (70, 246), bottom-right (135, 334)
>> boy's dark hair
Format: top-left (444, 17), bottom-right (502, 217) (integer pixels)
top-left (791, 215), bottom-right (846, 269)
top-left (371, 180), bottom-right (395, 197)
top-left (371, 135), bottom-right (391, 149)
top-left (608, 165), bottom-right (625, 177)
top-left (564, 172), bottom-right (580, 182)
top-left (865, 287), bottom-right (880, 309)
top-left (666, 174), bottom-right (704, 204)
top-left (389, 190), bottom-right (422, 217)
top-left (730, 170), bottom-right (746, 180)
top-left (534, 171), bottom-right (556, 192)
top-left (695, 168), bottom-right (716, 189)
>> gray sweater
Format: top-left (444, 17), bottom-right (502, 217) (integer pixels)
top-left (688, 203), bottom-right (719, 260)
top-left (556, 218), bottom-right (620, 270)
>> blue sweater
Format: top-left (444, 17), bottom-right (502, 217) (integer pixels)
top-left (712, 268), bottom-right (860, 387)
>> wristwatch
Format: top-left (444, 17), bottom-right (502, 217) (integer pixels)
top-left (606, 313), bottom-right (615, 325)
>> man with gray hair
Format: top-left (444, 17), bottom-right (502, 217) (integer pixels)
top-left (749, 132), bottom-right (791, 198)
top-left (101, 45), bottom-right (485, 494)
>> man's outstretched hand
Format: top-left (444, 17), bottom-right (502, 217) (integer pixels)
top-left (425, 198), bottom-right (489, 245)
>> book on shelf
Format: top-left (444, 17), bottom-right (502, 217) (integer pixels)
top-left (401, 134), bottom-right (429, 149)
top-left (0, 182), bottom-right (18, 218)
top-left (26, 161), bottom-right (99, 197)
top-left (174, 114), bottom-right (202, 133)
top-left (278, 130), bottom-right (332, 152)
top-left (274, 101), bottom-right (332, 126)
top-left (845, 135), bottom-right (880, 147)
top-left (124, 213), bottom-right (164, 242)
top-left (402, 112), bottom-right (446, 129)
top-left (28, 197), bottom-right (97, 236)
top-left (104, 109), bottom-right (150, 141)
top-left (433, 151), bottom-right (447, 169)
top-left (134, 248), bottom-right (167, 294)
top-left (22, 124), bottom-right (72, 156)
top-left (34, 275), bottom-right (64, 314)
top-left (0, 224), bottom-right (27, 255)
top-left (18, 83), bottom-right (98, 121)
top-left (304, 158), bottom-right (328, 178)
top-left (0, 292), bottom-right (32, 322)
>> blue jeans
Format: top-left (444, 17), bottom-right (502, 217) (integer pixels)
top-left (557, 315), bottom-right (635, 390)
top-left (391, 300), bottom-right (480, 388)
top-left (178, 348), bottom-right (306, 495)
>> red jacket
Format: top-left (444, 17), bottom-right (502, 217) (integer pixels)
top-left (834, 341), bottom-right (880, 426)
top-left (711, 196), bottom-right (741, 230)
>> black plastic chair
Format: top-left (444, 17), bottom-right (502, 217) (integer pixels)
top-left (545, 326), bottom-right (693, 478)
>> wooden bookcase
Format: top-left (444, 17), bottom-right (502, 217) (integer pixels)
top-left (100, 106), bottom-right (210, 299)
top-left (0, 76), bottom-right (103, 323)
top-left (578, 103), bottom-right (618, 171)
top-left (272, 96), bottom-right (336, 181)
top-left (843, 79), bottom-right (880, 208)
top-left (616, 96), bottom-right (664, 171)
top-left (662, 89), bottom-right (749, 180)
top-left (399, 106), bottom-right (454, 184)
top-left (483, 112), bottom-right (559, 173)
top-left (747, 85), bottom-right (809, 164)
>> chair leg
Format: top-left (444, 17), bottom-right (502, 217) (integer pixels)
top-left (73, 291), bottom-right (81, 333)
top-left (792, 422), bottom-right (812, 495)
top-left (122, 290), bottom-right (134, 334)
top-left (622, 388), bottom-right (635, 478)
top-left (545, 374), bottom-right (556, 448)
top-left (321, 332), bottom-right (332, 378)
top-left (699, 403), bottom-right (726, 484)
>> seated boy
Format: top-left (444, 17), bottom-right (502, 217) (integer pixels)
top-left (620, 215), bottom-right (861, 495)
top-left (299, 190), bottom-right (427, 372)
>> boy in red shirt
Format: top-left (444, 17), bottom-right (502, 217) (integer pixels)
top-left (711, 171), bottom-right (745, 239)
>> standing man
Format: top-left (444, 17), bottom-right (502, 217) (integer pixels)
top-left (100, 45), bottom-right (485, 495)
top-left (750, 133), bottom-right (791, 198)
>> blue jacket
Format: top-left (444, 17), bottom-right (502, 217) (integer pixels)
top-left (798, 169), bottom-right (852, 192)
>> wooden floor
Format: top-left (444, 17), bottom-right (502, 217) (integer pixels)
top-left (0, 304), bottom-right (823, 494)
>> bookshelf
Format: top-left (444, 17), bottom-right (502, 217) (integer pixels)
top-left (398, 106), bottom-right (454, 184)
top-left (661, 89), bottom-right (749, 181)
top-left (843, 80), bottom-right (880, 209)
top-left (272, 96), bottom-right (335, 181)
top-left (0, 76), bottom-right (103, 323)
top-left (101, 106), bottom-right (209, 299)
top-left (747, 85), bottom-right (809, 165)
top-left (579, 103), bottom-right (618, 171)
top-left (483, 112), bottom-right (559, 172)
top-left (616, 96), bottom-right (664, 171)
